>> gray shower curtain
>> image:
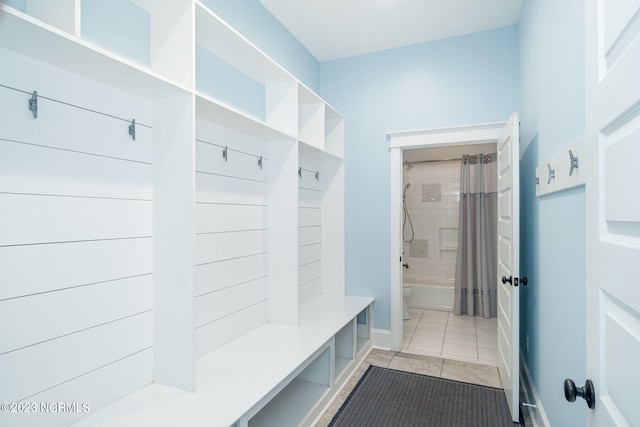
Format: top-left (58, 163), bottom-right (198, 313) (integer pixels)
top-left (453, 154), bottom-right (498, 318)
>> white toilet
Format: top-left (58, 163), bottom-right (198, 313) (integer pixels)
top-left (403, 282), bottom-right (413, 320)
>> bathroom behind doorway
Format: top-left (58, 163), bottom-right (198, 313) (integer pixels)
top-left (401, 143), bottom-right (498, 365)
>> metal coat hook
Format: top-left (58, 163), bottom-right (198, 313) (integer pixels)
top-left (569, 150), bottom-right (579, 176)
top-left (28, 91), bottom-right (38, 118)
top-left (298, 167), bottom-right (302, 178)
top-left (223, 146), bottom-right (228, 162)
top-left (547, 163), bottom-right (555, 184)
top-left (258, 155), bottom-right (263, 170)
top-left (315, 171), bottom-right (319, 181)
top-left (128, 119), bottom-right (136, 141)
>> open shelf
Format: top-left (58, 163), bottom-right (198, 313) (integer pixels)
top-left (356, 307), bottom-right (371, 355)
top-left (195, 92), bottom-right (296, 141)
top-left (248, 346), bottom-right (330, 427)
top-left (0, 4), bottom-right (190, 100)
top-left (194, 1), bottom-right (297, 137)
top-left (335, 321), bottom-right (355, 379)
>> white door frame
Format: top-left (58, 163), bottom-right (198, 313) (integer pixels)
top-left (388, 121), bottom-right (507, 352)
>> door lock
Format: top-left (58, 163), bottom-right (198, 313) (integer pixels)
top-left (501, 276), bottom-right (528, 287)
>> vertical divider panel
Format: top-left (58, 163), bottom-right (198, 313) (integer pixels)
top-left (153, 92), bottom-right (196, 392)
top-left (324, 105), bottom-right (344, 158)
top-left (130, 0), bottom-right (195, 89)
top-left (266, 80), bottom-right (298, 137)
top-left (298, 84), bottom-right (325, 149)
top-left (267, 138), bottom-right (299, 325)
top-left (321, 158), bottom-right (345, 296)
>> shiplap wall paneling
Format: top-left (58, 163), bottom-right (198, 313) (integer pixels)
top-left (0, 48), bottom-right (155, 427)
top-left (194, 118), bottom-right (269, 356)
top-left (298, 148), bottom-right (323, 303)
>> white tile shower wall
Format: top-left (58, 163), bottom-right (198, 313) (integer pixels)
top-left (403, 162), bottom-right (460, 281)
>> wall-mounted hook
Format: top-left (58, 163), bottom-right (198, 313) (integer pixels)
top-left (128, 119), bottom-right (136, 141)
top-left (547, 163), bottom-right (555, 184)
top-left (569, 150), bottom-right (579, 176)
top-left (28, 91), bottom-right (38, 118)
top-left (223, 146), bottom-right (228, 162)
top-left (258, 155), bottom-right (263, 170)
top-left (298, 167), bottom-right (302, 178)
top-left (315, 171), bottom-right (319, 181)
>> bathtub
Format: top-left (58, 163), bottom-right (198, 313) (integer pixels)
top-left (404, 276), bottom-right (454, 312)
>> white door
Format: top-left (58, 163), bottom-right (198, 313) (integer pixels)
top-left (496, 112), bottom-right (520, 422)
top-left (584, 0), bottom-right (640, 425)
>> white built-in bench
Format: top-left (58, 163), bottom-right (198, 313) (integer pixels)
top-left (73, 295), bottom-right (374, 427)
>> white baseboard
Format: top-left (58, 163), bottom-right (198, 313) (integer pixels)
top-left (372, 328), bottom-right (391, 350)
top-left (520, 351), bottom-right (551, 427)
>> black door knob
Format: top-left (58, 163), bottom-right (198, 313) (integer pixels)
top-left (521, 277), bottom-right (528, 285)
top-left (564, 378), bottom-right (595, 409)
top-left (501, 276), bottom-right (512, 285)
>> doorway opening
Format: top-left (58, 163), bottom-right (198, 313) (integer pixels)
top-left (401, 144), bottom-right (497, 364)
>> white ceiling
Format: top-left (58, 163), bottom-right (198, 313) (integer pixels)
top-left (259, 0), bottom-right (523, 61)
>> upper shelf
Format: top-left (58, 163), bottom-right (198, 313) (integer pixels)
top-left (0, 4), bottom-right (190, 101)
top-left (195, 92), bottom-right (297, 141)
top-left (195, 1), bottom-right (293, 87)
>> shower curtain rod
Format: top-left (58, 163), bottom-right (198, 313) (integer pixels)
top-left (405, 153), bottom-right (497, 168)
top-left (404, 158), bottom-right (461, 166)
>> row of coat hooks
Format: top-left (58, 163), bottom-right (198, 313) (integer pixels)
top-left (221, 144), bottom-right (265, 169)
top-left (8, 84), bottom-right (144, 141)
top-left (299, 167), bottom-right (320, 181)
top-left (535, 137), bottom-right (585, 197)
top-left (205, 139), bottom-right (318, 179)
top-left (535, 149), bottom-right (579, 185)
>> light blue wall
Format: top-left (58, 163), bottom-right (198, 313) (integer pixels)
top-left (319, 27), bottom-right (519, 330)
top-left (200, 0), bottom-right (319, 92)
top-left (81, 0), bottom-right (150, 66)
top-left (518, 0), bottom-right (586, 425)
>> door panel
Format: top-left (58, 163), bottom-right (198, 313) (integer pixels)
top-left (496, 113), bottom-right (520, 422)
top-left (586, 0), bottom-right (640, 425)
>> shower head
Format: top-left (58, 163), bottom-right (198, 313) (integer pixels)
top-left (404, 160), bottom-right (414, 170)
top-left (403, 182), bottom-right (411, 200)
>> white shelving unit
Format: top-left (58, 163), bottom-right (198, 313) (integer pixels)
top-left (0, 2), bottom-right (372, 427)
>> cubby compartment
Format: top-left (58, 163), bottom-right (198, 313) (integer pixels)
top-left (356, 307), bottom-right (372, 355)
top-left (3, 0), bottom-right (77, 34)
top-left (325, 104), bottom-right (344, 158)
top-left (298, 84), bottom-right (325, 149)
top-left (195, 3), bottom-right (297, 136)
top-left (247, 346), bottom-right (331, 427)
top-left (0, 3), bottom-right (192, 99)
top-left (335, 321), bottom-right (355, 380)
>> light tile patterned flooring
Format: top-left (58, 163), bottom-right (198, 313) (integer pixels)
top-left (403, 308), bottom-right (498, 366)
